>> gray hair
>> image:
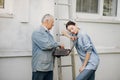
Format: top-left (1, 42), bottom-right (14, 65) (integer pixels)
top-left (41, 14), bottom-right (54, 23)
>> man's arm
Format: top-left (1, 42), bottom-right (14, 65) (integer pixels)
top-left (32, 32), bottom-right (59, 50)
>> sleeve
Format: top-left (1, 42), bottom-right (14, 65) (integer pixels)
top-left (32, 31), bottom-right (59, 50)
top-left (81, 34), bottom-right (93, 54)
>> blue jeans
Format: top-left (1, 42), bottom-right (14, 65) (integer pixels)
top-left (76, 69), bottom-right (96, 80)
top-left (32, 71), bottom-right (53, 80)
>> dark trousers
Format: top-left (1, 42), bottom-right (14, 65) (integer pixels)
top-left (76, 69), bottom-right (96, 80)
top-left (32, 71), bottom-right (53, 80)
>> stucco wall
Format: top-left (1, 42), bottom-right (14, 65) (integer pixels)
top-left (0, 53), bottom-right (120, 80)
top-left (0, 0), bottom-right (120, 80)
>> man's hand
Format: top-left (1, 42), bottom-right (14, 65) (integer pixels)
top-left (59, 44), bottom-right (64, 49)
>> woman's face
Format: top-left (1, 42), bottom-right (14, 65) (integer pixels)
top-left (67, 25), bottom-right (78, 34)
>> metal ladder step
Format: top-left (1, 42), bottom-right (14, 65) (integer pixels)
top-left (58, 64), bottom-right (72, 67)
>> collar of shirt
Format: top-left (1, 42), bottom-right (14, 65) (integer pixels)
top-left (42, 25), bottom-right (49, 32)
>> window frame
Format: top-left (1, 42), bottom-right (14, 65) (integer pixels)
top-left (0, 0), bottom-right (14, 18)
top-left (74, 0), bottom-right (120, 23)
top-left (0, 0), bottom-right (4, 8)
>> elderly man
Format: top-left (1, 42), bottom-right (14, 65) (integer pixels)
top-left (32, 14), bottom-right (63, 80)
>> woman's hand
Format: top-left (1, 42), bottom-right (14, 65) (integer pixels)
top-left (70, 36), bottom-right (77, 41)
top-left (79, 66), bottom-right (85, 72)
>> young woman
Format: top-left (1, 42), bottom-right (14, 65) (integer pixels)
top-left (63, 21), bottom-right (100, 80)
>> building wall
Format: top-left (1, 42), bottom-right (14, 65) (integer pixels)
top-left (0, 0), bottom-right (120, 80)
top-left (0, 53), bottom-right (120, 80)
top-left (0, 57), bottom-right (32, 80)
top-left (0, 0), bottom-right (55, 80)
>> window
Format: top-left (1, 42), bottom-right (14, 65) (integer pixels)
top-left (75, 0), bottom-right (119, 23)
top-left (0, 0), bottom-right (13, 18)
top-left (0, 0), bottom-right (4, 8)
top-left (76, 0), bottom-right (98, 14)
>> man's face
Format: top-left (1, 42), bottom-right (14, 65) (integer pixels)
top-left (67, 25), bottom-right (78, 34)
top-left (47, 19), bottom-right (54, 30)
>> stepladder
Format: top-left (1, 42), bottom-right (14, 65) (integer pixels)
top-left (54, 0), bottom-right (76, 79)
top-left (54, 50), bottom-right (76, 80)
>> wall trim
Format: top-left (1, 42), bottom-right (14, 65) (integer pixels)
top-left (0, 50), bottom-right (32, 57)
top-left (0, 49), bottom-right (120, 58)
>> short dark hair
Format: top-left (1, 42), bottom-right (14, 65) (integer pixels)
top-left (66, 21), bottom-right (76, 29)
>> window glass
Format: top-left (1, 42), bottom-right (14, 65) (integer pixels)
top-left (76, 0), bottom-right (98, 13)
top-left (103, 0), bottom-right (117, 16)
top-left (0, 0), bottom-right (4, 8)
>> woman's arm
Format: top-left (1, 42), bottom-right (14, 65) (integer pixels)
top-left (61, 30), bottom-right (77, 40)
top-left (79, 52), bottom-right (90, 72)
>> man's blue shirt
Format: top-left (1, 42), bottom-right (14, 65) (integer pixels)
top-left (32, 26), bottom-right (59, 72)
